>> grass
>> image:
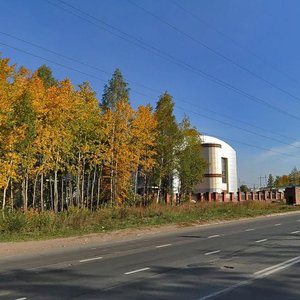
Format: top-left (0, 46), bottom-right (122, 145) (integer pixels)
top-left (1, 201), bottom-right (300, 242)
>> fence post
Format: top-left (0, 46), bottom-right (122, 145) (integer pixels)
top-left (237, 191), bottom-right (241, 202)
top-left (207, 192), bottom-right (212, 202)
top-left (222, 191), bottom-right (226, 202)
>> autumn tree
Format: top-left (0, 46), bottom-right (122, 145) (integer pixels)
top-left (13, 90), bottom-right (37, 211)
top-left (0, 58), bottom-right (18, 209)
top-left (102, 100), bottom-right (135, 205)
top-left (71, 82), bottom-right (104, 209)
top-left (289, 167), bottom-right (300, 185)
top-left (131, 105), bottom-right (157, 201)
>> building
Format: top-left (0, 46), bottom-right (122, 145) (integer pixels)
top-left (194, 135), bottom-right (238, 193)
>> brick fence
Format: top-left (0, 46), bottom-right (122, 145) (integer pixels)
top-left (195, 191), bottom-right (284, 202)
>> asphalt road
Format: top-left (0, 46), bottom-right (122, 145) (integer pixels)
top-left (1, 211), bottom-right (300, 300)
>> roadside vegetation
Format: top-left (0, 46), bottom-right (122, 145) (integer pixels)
top-left (0, 57), bottom-right (206, 212)
top-left (1, 202), bottom-right (299, 242)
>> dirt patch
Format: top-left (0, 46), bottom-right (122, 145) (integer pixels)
top-left (0, 224), bottom-right (180, 258)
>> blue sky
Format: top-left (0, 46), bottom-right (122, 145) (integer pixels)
top-left (1, 0), bottom-right (300, 188)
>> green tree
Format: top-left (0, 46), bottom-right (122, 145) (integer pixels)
top-left (267, 174), bottom-right (274, 189)
top-left (36, 64), bottom-right (57, 89)
top-left (177, 117), bottom-right (207, 200)
top-left (239, 184), bottom-right (249, 192)
top-left (101, 68), bottom-right (129, 111)
top-left (154, 92), bottom-right (181, 203)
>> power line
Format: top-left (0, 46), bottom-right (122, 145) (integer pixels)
top-left (0, 31), bottom-right (296, 143)
top-left (128, 0), bottom-right (300, 104)
top-left (47, 0), bottom-right (300, 122)
top-left (1, 40), bottom-right (300, 159)
top-left (172, 0), bottom-right (300, 85)
top-left (0, 41), bottom-right (153, 100)
top-left (176, 105), bottom-right (300, 151)
top-left (0, 31), bottom-right (159, 95)
top-left (200, 131), bottom-right (299, 159)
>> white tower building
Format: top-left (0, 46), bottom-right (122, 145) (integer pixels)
top-left (194, 135), bottom-right (238, 193)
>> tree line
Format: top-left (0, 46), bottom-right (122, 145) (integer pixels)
top-left (0, 57), bottom-right (207, 212)
top-left (267, 167), bottom-right (300, 189)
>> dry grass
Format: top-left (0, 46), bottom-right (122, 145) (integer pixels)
top-left (1, 201), bottom-right (299, 242)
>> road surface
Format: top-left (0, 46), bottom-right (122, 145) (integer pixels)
top-left (1, 212), bottom-right (300, 299)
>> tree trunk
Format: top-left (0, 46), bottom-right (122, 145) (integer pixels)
top-left (25, 175), bottom-right (29, 210)
top-left (90, 168), bottom-right (96, 211)
top-left (97, 166), bottom-right (102, 208)
top-left (68, 178), bottom-right (73, 207)
top-left (2, 177), bottom-right (10, 210)
top-left (156, 176), bottom-right (162, 204)
top-left (54, 170), bottom-right (58, 213)
top-left (33, 174), bottom-right (38, 209)
top-left (86, 170), bottom-right (91, 208)
top-left (81, 160), bottom-right (85, 206)
top-left (110, 163), bottom-right (114, 207)
top-left (10, 179), bottom-right (14, 210)
top-left (50, 176), bottom-right (53, 211)
top-left (22, 177), bottom-right (26, 211)
top-left (40, 173), bottom-right (44, 212)
top-left (76, 153), bottom-right (81, 206)
top-left (61, 176), bottom-right (64, 211)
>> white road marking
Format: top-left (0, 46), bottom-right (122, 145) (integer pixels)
top-left (254, 256), bottom-right (300, 277)
top-left (124, 267), bottom-right (150, 275)
top-left (255, 238), bottom-right (268, 243)
top-left (297, 220), bottom-right (300, 222)
top-left (245, 228), bottom-right (255, 231)
top-left (204, 250), bottom-right (221, 256)
top-left (208, 234), bottom-right (220, 239)
top-left (15, 298), bottom-right (27, 300)
top-left (0, 290), bottom-right (11, 296)
top-left (79, 256), bottom-right (103, 263)
top-left (198, 256), bottom-right (300, 300)
top-left (274, 223), bottom-right (281, 226)
top-left (291, 230), bottom-right (300, 234)
top-left (156, 244), bottom-right (172, 248)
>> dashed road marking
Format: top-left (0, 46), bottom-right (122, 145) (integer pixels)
top-left (15, 298), bottom-right (27, 300)
top-left (274, 223), bottom-right (281, 226)
top-left (204, 250), bottom-right (221, 256)
top-left (124, 267), bottom-right (150, 275)
top-left (255, 238), bottom-right (268, 243)
top-left (79, 256), bottom-right (103, 263)
top-left (245, 228), bottom-right (255, 231)
top-left (156, 244), bottom-right (172, 248)
top-left (291, 230), bottom-right (300, 234)
top-left (208, 234), bottom-right (220, 239)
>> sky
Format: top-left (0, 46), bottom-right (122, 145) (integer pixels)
top-left (1, 0), bottom-right (300, 188)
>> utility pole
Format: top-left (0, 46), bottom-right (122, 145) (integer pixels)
top-left (259, 175), bottom-right (267, 189)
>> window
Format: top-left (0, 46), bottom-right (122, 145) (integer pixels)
top-left (221, 157), bottom-right (228, 184)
